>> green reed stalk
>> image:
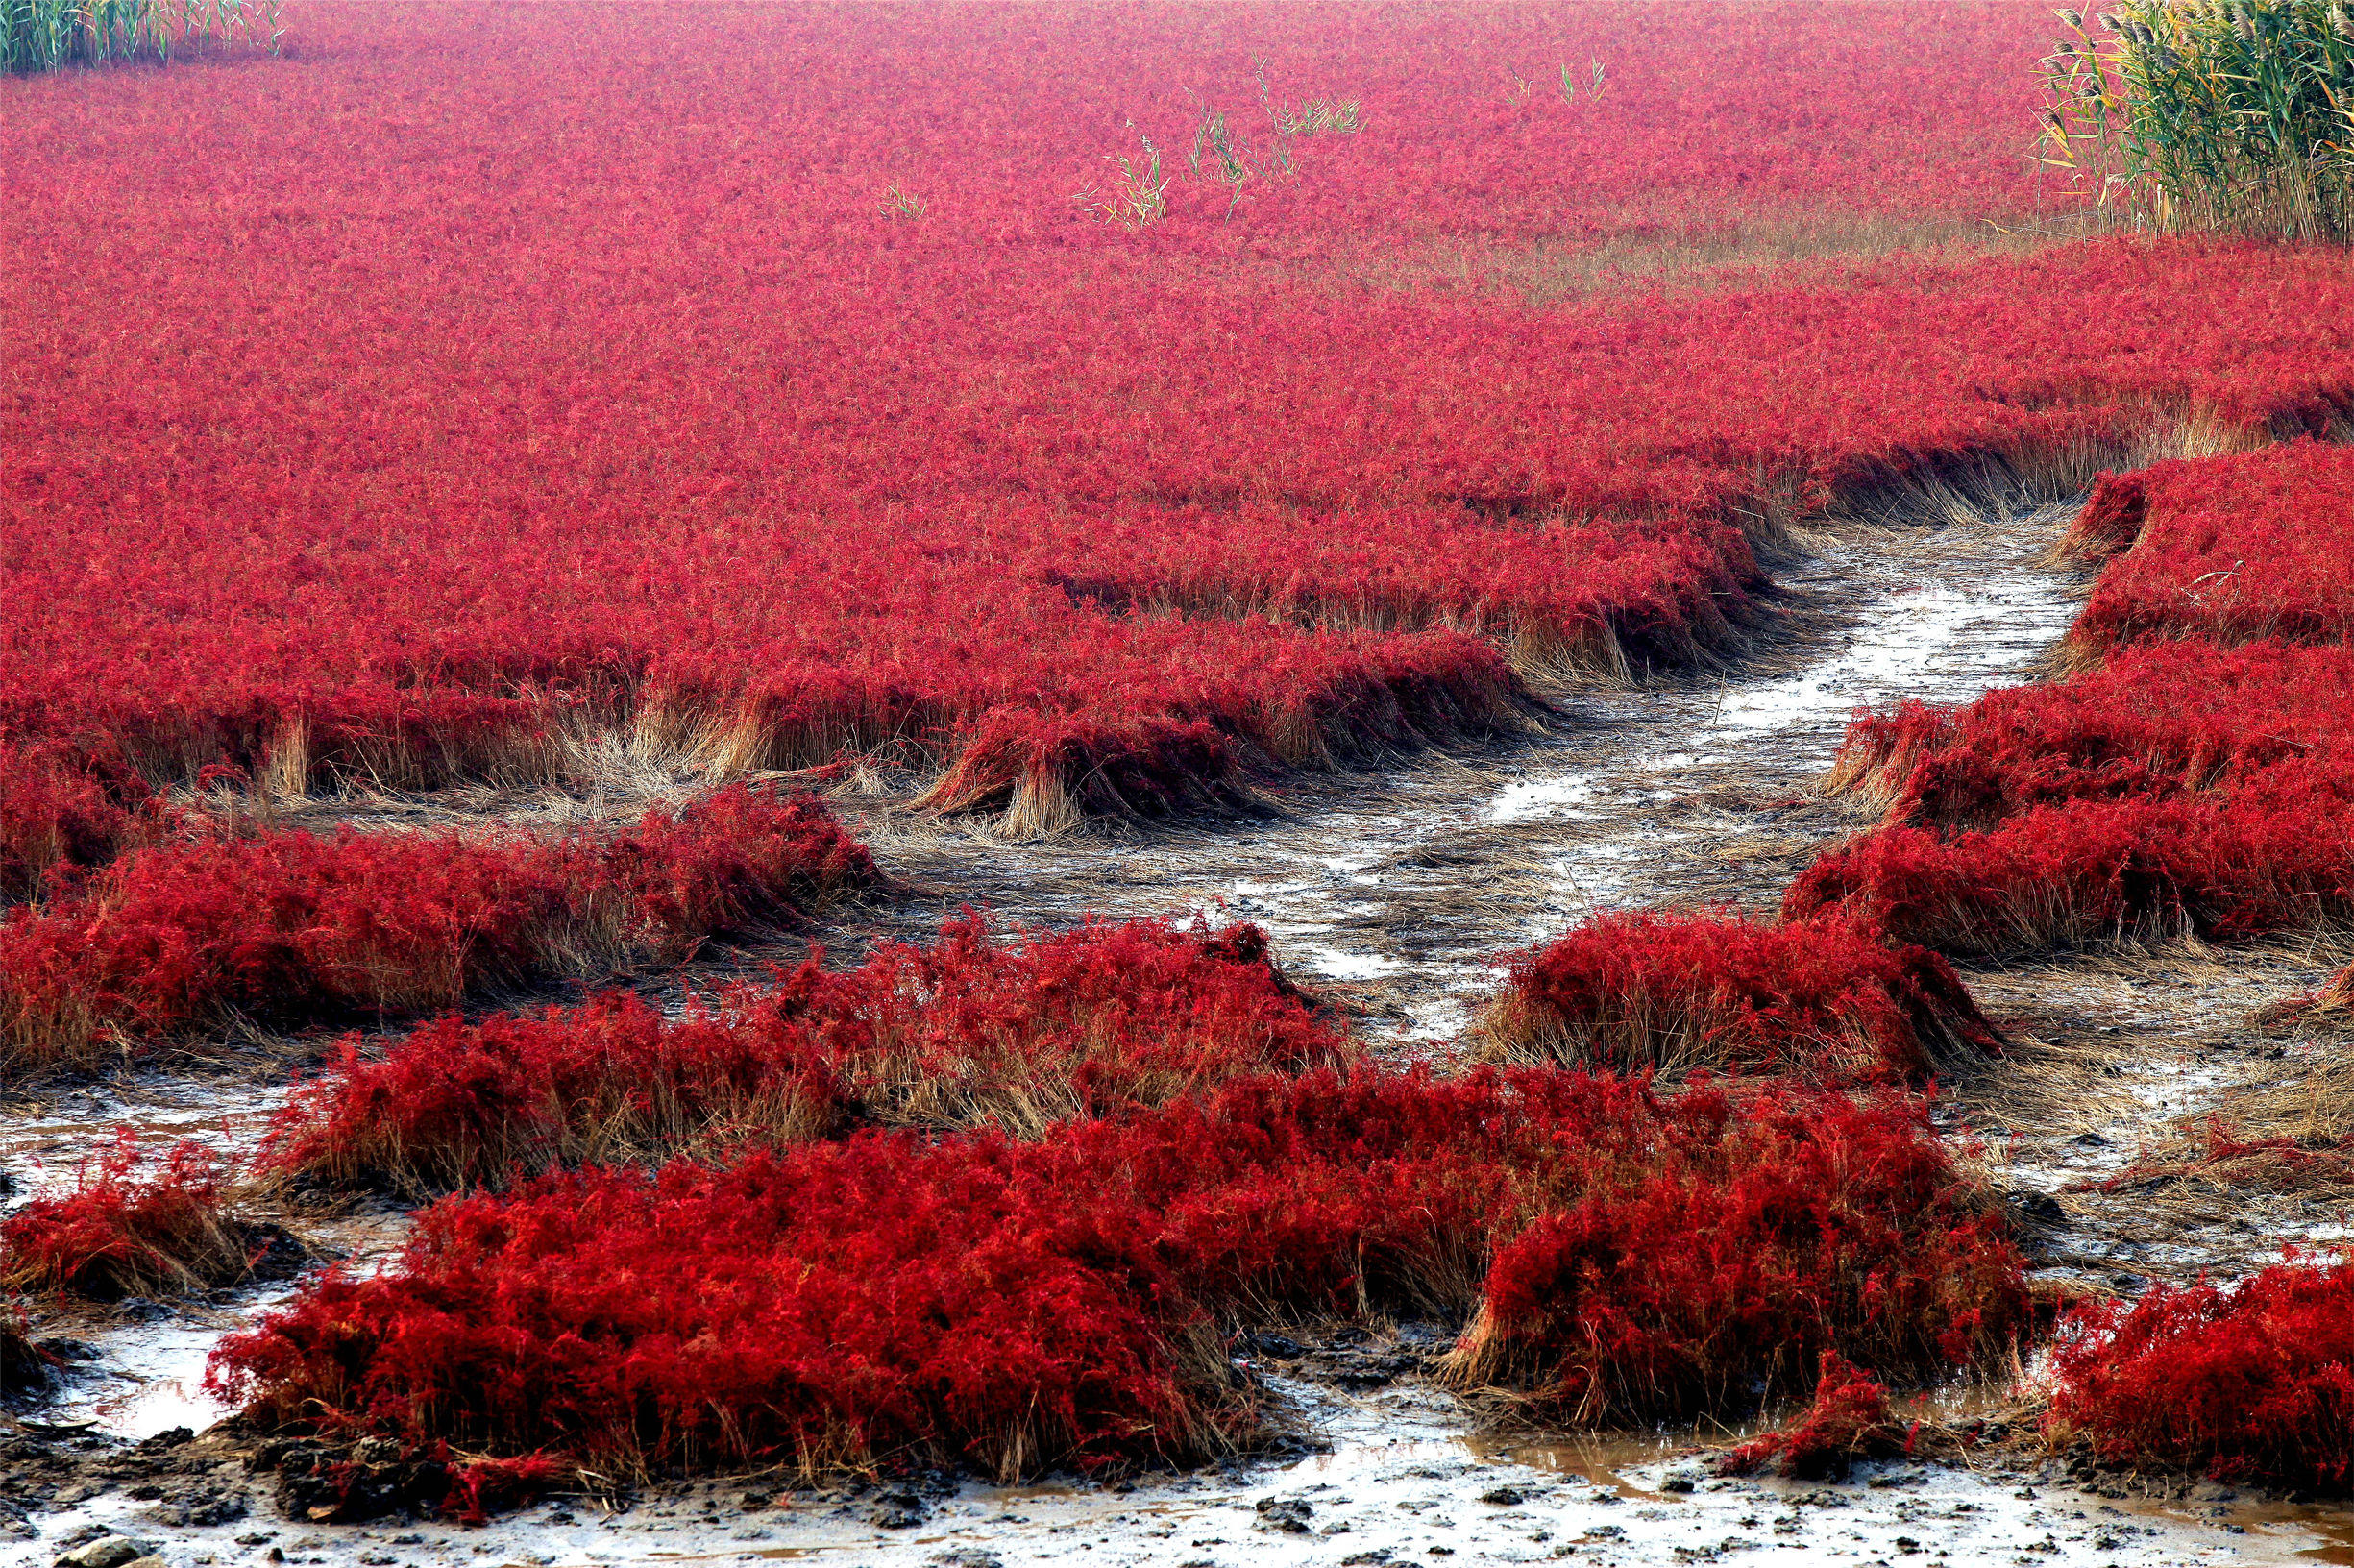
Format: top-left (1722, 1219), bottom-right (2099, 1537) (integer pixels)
top-left (2041, 0), bottom-right (2354, 240)
top-left (6, 0), bottom-right (279, 73)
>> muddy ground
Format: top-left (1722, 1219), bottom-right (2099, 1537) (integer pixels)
top-left (9, 500), bottom-right (2354, 1567)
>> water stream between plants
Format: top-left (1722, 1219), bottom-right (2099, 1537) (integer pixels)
top-left (11, 505), bottom-right (2353, 1566)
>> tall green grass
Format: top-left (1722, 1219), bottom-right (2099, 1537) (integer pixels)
top-left (5, 0), bottom-right (279, 73)
top-left (2041, 0), bottom-right (2354, 240)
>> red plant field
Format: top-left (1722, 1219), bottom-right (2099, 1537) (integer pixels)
top-left (263, 915), bottom-right (1348, 1194)
top-left (9, 3), bottom-right (2354, 852)
top-left (2047, 1256), bottom-right (2354, 1493)
top-left (1477, 910), bottom-right (2002, 1084)
top-left (0, 785), bottom-right (875, 1075)
top-left (18, 0), bottom-right (2354, 1520)
top-left (211, 1067), bottom-right (2025, 1478)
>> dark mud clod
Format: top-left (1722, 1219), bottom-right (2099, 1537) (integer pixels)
top-left (867, 1490), bottom-right (928, 1530)
top-left (1255, 1496), bottom-right (1315, 1532)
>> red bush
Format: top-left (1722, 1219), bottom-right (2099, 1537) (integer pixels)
top-left (211, 1068), bottom-right (2027, 1479)
top-left (1, 1138), bottom-right (250, 1301)
top-left (263, 915), bottom-right (1347, 1194)
top-left (2054, 470), bottom-right (2149, 564)
top-left (1478, 910), bottom-right (2001, 1084)
top-left (0, 785), bottom-right (877, 1074)
top-left (1437, 1083), bottom-right (2023, 1420)
top-left (2047, 1256), bottom-right (2354, 1492)
top-left (1718, 1351), bottom-right (1909, 1479)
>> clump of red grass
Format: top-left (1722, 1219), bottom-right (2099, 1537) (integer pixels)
top-left (1432, 1081), bottom-right (2023, 1423)
top-left (0, 785), bottom-right (876, 1075)
top-left (0, 742), bottom-right (160, 905)
top-left (2050, 469), bottom-right (2149, 566)
top-left (211, 1068), bottom-right (2028, 1482)
top-left (1474, 910), bottom-right (2002, 1085)
top-left (1786, 760), bottom-right (2354, 959)
top-left (2, 1138), bottom-right (255, 1301)
top-left (2046, 1254), bottom-right (2354, 1493)
top-left (2058, 441), bottom-right (2354, 664)
top-left (1828, 642), bottom-right (2354, 832)
top-left (910, 632), bottom-right (1539, 838)
top-left (263, 915), bottom-right (1345, 1196)
top-left (1717, 1351), bottom-right (1910, 1480)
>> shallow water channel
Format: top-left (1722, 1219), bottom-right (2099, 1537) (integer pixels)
top-left (12, 505), bottom-right (2354, 1566)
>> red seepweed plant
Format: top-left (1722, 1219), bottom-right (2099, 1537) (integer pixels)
top-left (12, 0), bottom-right (2354, 845)
top-left (0, 741), bottom-right (163, 906)
top-left (261, 914), bottom-right (1349, 1196)
top-left (2, 1137), bottom-right (257, 1301)
top-left (2047, 1254), bottom-right (2354, 1493)
top-left (211, 1067), bottom-right (2029, 1482)
top-left (1827, 641), bottom-right (2354, 832)
top-left (2059, 441), bottom-right (2354, 664)
top-left (0, 785), bottom-right (878, 1076)
top-left (1786, 760), bottom-right (2354, 958)
top-left (1475, 909), bottom-right (2003, 1084)
top-left (1717, 1351), bottom-right (1912, 1480)
top-left (1805, 442), bottom-right (2354, 966)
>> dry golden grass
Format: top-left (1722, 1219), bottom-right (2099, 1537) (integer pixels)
top-left (1312, 208), bottom-right (2100, 308)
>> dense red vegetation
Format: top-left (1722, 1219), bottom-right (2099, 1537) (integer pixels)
top-left (2047, 1257), bottom-right (2354, 1492)
top-left (1786, 764), bottom-right (2354, 957)
top-left (2062, 441), bottom-right (2354, 660)
top-left (1831, 641), bottom-right (2354, 830)
top-left (212, 1067), bottom-right (2024, 1477)
top-left (0, 785), bottom-right (875, 1074)
top-left (1812, 436), bottom-right (2354, 962)
top-left (1, 1139), bottom-right (251, 1301)
top-left (9, 4), bottom-right (2354, 846)
top-left (0, 741), bottom-right (161, 905)
top-left (1478, 910), bottom-right (2001, 1084)
top-left (18, 0), bottom-right (2354, 1500)
top-left (263, 915), bottom-right (1346, 1194)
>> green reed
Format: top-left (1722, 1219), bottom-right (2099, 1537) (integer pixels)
top-left (2042, 0), bottom-right (2354, 240)
top-left (5, 0), bottom-right (279, 73)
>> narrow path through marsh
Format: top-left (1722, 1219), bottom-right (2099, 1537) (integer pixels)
top-left (874, 505), bottom-right (2084, 1043)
